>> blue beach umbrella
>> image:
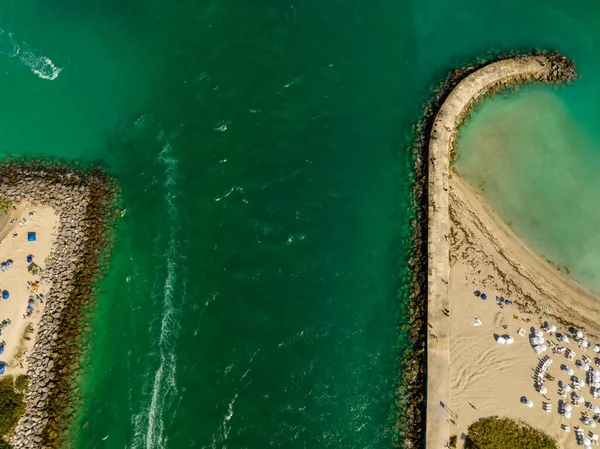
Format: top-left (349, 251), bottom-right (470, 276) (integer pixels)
top-left (481, 294), bottom-right (487, 300)
top-left (27, 232), bottom-right (36, 242)
top-left (1, 264), bottom-right (6, 272)
top-left (505, 300), bottom-right (511, 305)
top-left (2, 291), bottom-right (8, 300)
top-left (6, 260), bottom-right (13, 268)
top-left (26, 255), bottom-right (32, 263)
top-left (0, 363), bottom-right (5, 375)
top-left (28, 299), bottom-right (34, 308)
top-left (0, 346), bottom-right (4, 355)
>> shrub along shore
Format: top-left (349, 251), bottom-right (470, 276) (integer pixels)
top-left (394, 51), bottom-right (576, 448)
top-left (0, 161), bottom-right (120, 448)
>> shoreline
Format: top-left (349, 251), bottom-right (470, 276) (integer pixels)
top-left (397, 51), bottom-right (577, 448)
top-left (0, 162), bottom-right (119, 448)
top-left (448, 174), bottom-right (600, 448)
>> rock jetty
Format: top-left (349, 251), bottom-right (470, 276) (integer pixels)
top-left (0, 162), bottom-right (119, 448)
top-left (395, 51), bottom-right (576, 449)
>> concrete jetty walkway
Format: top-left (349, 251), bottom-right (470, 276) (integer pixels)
top-left (426, 56), bottom-right (552, 448)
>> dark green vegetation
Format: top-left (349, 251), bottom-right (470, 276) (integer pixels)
top-left (449, 435), bottom-right (457, 448)
top-left (465, 417), bottom-right (557, 449)
top-left (0, 376), bottom-right (26, 440)
top-left (14, 375), bottom-right (28, 393)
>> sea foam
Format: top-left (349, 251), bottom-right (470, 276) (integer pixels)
top-left (0, 28), bottom-right (62, 80)
top-left (131, 137), bottom-right (184, 449)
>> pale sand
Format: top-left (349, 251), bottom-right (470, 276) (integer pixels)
top-left (0, 203), bottom-right (59, 377)
top-left (448, 175), bottom-right (600, 449)
top-left (426, 55), bottom-right (554, 448)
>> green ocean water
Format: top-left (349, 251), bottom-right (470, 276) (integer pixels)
top-left (0, 0), bottom-right (598, 448)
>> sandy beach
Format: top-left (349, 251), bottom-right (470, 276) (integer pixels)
top-left (0, 202), bottom-right (59, 376)
top-left (446, 175), bottom-right (600, 448)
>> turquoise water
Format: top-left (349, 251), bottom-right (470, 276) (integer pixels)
top-left (0, 0), bottom-right (599, 448)
top-left (456, 87), bottom-right (600, 294)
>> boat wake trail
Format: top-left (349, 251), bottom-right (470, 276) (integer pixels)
top-left (131, 136), bottom-right (185, 449)
top-left (0, 28), bottom-right (62, 80)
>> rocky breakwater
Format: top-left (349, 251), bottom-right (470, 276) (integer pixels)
top-left (0, 162), bottom-right (119, 448)
top-left (396, 51), bottom-right (576, 449)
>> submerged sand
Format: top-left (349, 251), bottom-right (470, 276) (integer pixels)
top-left (448, 175), bottom-right (600, 449)
top-left (0, 203), bottom-right (58, 376)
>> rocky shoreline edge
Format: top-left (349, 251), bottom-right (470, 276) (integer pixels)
top-left (0, 161), bottom-right (120, 448)
top-left (394, 51), bottom-right (577, 448)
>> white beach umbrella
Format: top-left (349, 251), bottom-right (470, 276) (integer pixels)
top-left (594, 345), bottom-right (600, 353)
top-left (540, 344), bottom-right (548, 352)
top-left (584, 364), bottom-right (591, 372)
top-left (578, 396), bottom-right (585, 403)
top-left (579, 380), bottom-right (586, 387)
top-left (548, 325), bottom-right (557, 333)
top-left (565, 411), bottom-right (572, 418)
top-left (594, 406), bottom-right (600, 414)
top-left (568, 368), bottom-right (575, 375)
top-left (526, 399), bottom-right (534, 408)
top-left (585, 444), bottom-right (592, 449)
top-left (539, 386), bottom-right (548, 394)
top-left (539, 337), bottom-right (545, 344)
top-left (536, 330), bottom-right (544, 337)
top-left (564, 385), bottom-right (572, 392)
top-left (563, 336), bottom-right (570, 344)
top-left (592, 421), bottom-right (598, 429)
top-left (584, 340), bottom-right (591, 348)
top-left (506, 337), bottom-right (515, 345)
top-left (497, 337), bottom-right (507, 344)
top-left (585, 438), bottom-right (592, 445)
top-left (530, 337), bottom-right (540, 345)
top-left (533, 345), bottom-right (543, 354)
top-left (578, 331), bottom-right (584, 339)
top-left (565, 404), bottom-right (573, 411)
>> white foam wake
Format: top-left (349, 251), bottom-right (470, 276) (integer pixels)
top-left (131, 138), bottom-right (183, 449)
top-left (0, 27), bottom-right (62, 80)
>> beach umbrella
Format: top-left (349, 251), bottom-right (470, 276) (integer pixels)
top-left (6, 261), bottom-right (12, 268)
top-left (564, 385), bottom-right (572, 392)
top-left (592, 422), bottom-right (598, 429)
top-left (568, 368), bottom-right (575, 375)
top-left (578, 331), bottom-right (584, 339)
top-left (584, 364), bottom-right (591, 372)
top-left (578, 396), bottom-right (585, 403)
top-left (565, 404), bottom-right (573, 411)
top-left (504, 299), bottom-right (511, 305)
top-left (583, 340), bottom-right (591, 348)
top-left (474, 290), bottom-right (481, 297)
top-left (594, 406), bottom-right (600, 414)
top-left (540, 344), bottom-right (548, 352)
top-left (539, 386), bottom-right (548, 394)
top-left (579, 380), bottom-right (586, 387)
top-left (497, 337), bottom-right (507, 344)
top-left (28, 299), bottom-right (34, 308)
top-left (531, 337), bottom-right (540, 345)
top-left (586, 438), bottom-right (592, 445)
top-left (26, 255), bottom-right (32, 263)
top-left (563, 336), bottom-right (570, 343)
top-left (526, 399), bottom-right (534, 408)
top-left (548, 325), bottom-right (557, 333)
top-left (564, 411), bottom-right (572, 418)
top-left (0, 345), bottom-right (4, 355)
top-left (1, 291), bottom-right (8, 300)
top-left (481, 294), bottom-right (487, 300)
top-left (539, 337), bottom-right (545, 344)
top-left (506, 337), bottom-right (515, 345)
top-left (536, 331), bottom-right (544, 338)
top-left (1, 264), bottom-right (6, 272)
top-left (594, 345), bottom-right (600, 353)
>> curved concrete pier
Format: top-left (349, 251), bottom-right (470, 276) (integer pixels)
top-left (426, 56), bottom-right (556, 448)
